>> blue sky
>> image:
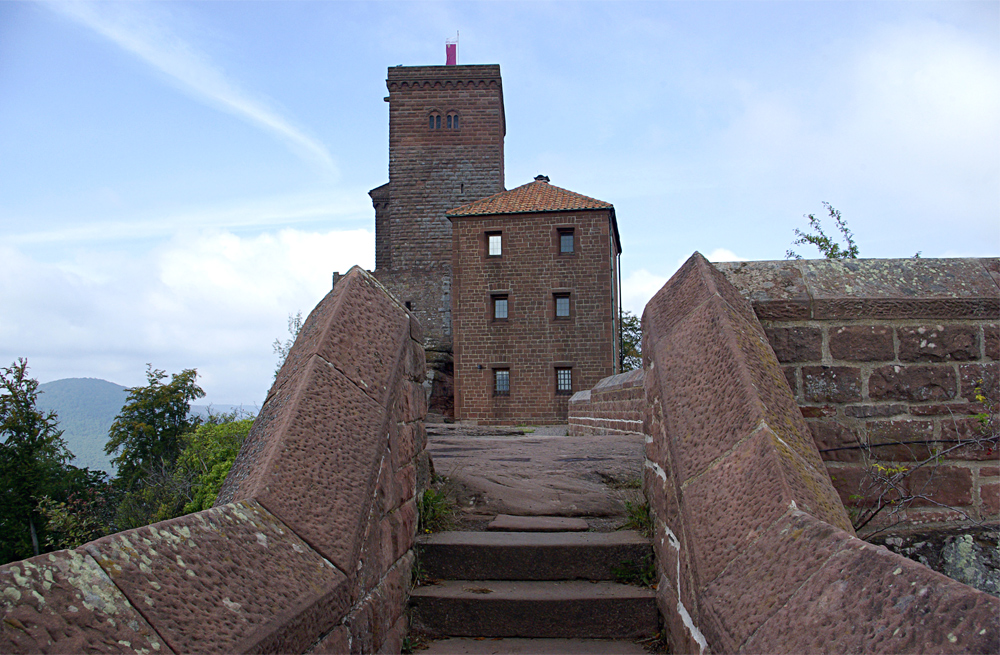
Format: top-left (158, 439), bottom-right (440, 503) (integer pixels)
top-left (1, 1), bottom-right (997, 406)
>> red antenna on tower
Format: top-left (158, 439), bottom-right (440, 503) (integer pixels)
top-left (445, 32), bottom-right (459, 66)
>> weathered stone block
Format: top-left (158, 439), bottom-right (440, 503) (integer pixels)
top-left (960, 362), bottom-right (999, 402)
top-left (829, 324), bottom-right (894, 361)
top-left (985, 324), bottom-right (999, 360)
top-left (85, 501), bottom-right (349, 654)
top-left (869, 364), bottom-right (957, 402)
top-left (899, 324), bottom-right (979, 362)
top-left (0, 549), bottom-right (169, 655)
top-left (809, 421), bottom-right (862, 462)
top-left (844, 403), bottom-right (908, 418)
top-left (700, 511), bottom-right (855, 652)
top-left (798, 404), bottom-right (836, 418)
top-left (802, 366), bottom-right (862, 403)
top-left (982, 483), bottom-right (1000, 517)
top-left (764, 326), bottom-right (821, 363)
top-left (742, 541), bottom-right (999, 654)
top-left (907, 466), bottom-right (974, 507)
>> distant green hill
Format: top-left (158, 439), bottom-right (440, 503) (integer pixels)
top-left (36, 378), bottom-right (128, 475)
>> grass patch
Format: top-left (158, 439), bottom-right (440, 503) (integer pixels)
top-left (418, 487), bottom-right (454, 534)
top-left (612, 553), bottom-right (657, 587)
top-left (622, 498), bottom-right (653, 538)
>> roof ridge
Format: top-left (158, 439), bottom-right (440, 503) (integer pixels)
top-left (447, 179), bottom-right (612, 217)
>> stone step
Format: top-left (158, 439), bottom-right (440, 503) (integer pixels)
top-left (409, 580), bottom-right (658, 639)
top-left (488, 514), bottom-right (589, 532)
top-left (416, 530), bottom-right (651, 581)
top-left (420, 637), bottom-right (649, 654)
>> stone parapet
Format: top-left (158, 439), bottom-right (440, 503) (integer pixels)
top-left (1, 266), bottom-right (428, 654)
top-left (643, 253), bottom-right (998, 655)
top-left (717, 258), bottom-right (999, 532)
top-left (568, 368), bottom-right (645, 436)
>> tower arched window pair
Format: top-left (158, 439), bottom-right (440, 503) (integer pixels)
top-left (429, 112), bottom-right (459, 130)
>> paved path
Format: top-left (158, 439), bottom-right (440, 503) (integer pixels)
top-left (425, 424), bottom-right (645, 529)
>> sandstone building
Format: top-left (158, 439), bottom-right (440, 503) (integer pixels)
top-left (370, 62), bottom-right (621, 422)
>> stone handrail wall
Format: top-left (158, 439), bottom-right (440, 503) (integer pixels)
top-left (642, 253), bottom-right (999, 654)
top-left (716, 258), bottom-right (999, 532)
top-left (567, 368), bottom-right (645, 436)
top-left (0, 266), bottom-right (429, 654)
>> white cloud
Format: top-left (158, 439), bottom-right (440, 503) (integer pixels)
top-left (48, 1), bottom-right (337, 176)
top-left (0, 227), bottom-right (374, 405)
top-left (621, 269), bottom-right (669, 316)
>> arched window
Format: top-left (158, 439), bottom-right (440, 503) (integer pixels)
top-left (429, 112), bottom-right (442, 130)
top-left (447, 112), bottom-right (459, 129)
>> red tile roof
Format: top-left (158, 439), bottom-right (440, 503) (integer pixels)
top-left (447, 178), bottom-right (612, 217)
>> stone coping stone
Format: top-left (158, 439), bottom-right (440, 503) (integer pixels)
top-left (717, 257), bottom-right (999, 320)
top-left (85, 500), bottom-right (349, 654)
top-left (488, 515), bottom-right (589, 532)
top-left (0, 548), bottom-right (170, 654)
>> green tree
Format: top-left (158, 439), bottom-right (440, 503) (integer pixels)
top-left (786, 202), bottom-right (859, 260)
top-left (105, 366), bottom-right (204, 491)
top-left (272, 311), bottom-right (303, 377)
top-left (176, 412), bottom-right (253, 513)
top-left (620, 310), bottom-right (642, 372)
top-left (0, 359), bottom-right (73, 561)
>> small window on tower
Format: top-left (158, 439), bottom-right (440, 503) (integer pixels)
top-left (494, 369), bottom-right (510, 396)
top-left (429, 112), bottom-right (442, 130)
top-left (556, 368), bottom-right (573, 395)
top-left (447, 112), bottom-right (459, 129)
top-left (554, 293), bottom-right (570, 319)
top-left (493, 295), bottom-right (508, 320)
top-left (559, 229), bottom-right (575, 254)
top-left (487, 232), bottom-right (502, 256)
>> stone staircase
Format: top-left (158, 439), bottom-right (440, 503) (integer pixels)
top-left (409, 517), bottom-right (659, 650)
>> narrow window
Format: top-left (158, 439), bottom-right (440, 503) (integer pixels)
top-left (405, 301), bottom-right (412, 310)
top-left (429, 115), bottom-right (435, 129)
top-left (559, 229), bottom-right (575, 254)
top-left (447, 114), bottom-right (452, 129)
top-left (487, 232), bottom-right (502, 256)
top-left (493, 295), bottom-right (508, 320)
top-left (494, 369), bottom-right (510, 396)
top-left (555, 293), bottom-right (570, 318)
top-left (436, 114), bottom-right (441, 129)
top-left (556, 368), bottom-right (573, 395)
top-left (452, 114), bottom-right (459, 129)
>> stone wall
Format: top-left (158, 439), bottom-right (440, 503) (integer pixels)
top-left (0, 267), bottom-right (429, 654)
top-left (717, 258), bottom-right (999, 533)
top-left (567, 368), bottom-right (645, 436)
top-left (642, 253), bottom-right (998, 655)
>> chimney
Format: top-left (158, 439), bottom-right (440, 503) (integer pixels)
top-left (534, 175), bottom-right (550, 183)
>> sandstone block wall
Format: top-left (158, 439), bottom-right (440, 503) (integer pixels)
top-left (643, 253), bottom-right (999, 655)
top-left (0, 267), bottom-right (428, 654)
top-left (567, 368), bottom-right (645, 436)
top-left (374, 64), bottom-right (506, 355)
top-left (717, 258), bottom-right (999, 532)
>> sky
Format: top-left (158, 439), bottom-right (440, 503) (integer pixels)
top-left (1, 1), bottom-right (997, 407)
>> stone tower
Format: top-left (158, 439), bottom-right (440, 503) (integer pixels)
top-left (371, 64), bottom-right (506, 416)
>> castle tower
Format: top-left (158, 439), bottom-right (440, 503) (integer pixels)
top-left (371, 64), bottom-right (506, 416)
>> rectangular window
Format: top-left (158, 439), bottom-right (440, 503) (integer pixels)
top-left (555, 293), bottom-right (570, 318)
top-left (493, 295), bottom-right (508, 320)
top-left (559, 229), bottom-right (575, 254)
top-left (556, 368), bottom-right (573, 394)
top-left (494, 369), bottom-right (510, 396)
top-left (488, 232), bottom-right (502, 256)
